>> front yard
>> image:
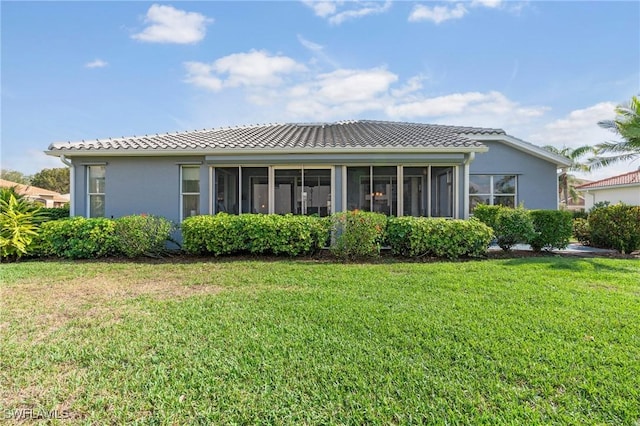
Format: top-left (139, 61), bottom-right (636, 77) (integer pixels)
top-left (1, 257), bottom-right (639, 424)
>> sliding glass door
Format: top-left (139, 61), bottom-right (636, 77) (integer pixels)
top-left (274, 168), bottom-right (331, 216)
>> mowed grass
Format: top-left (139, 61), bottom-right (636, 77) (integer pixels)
top-left (1, 257), bottom-right (639, 424)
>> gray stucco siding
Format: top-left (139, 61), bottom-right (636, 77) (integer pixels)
top-left (470, 141), bottom-right (558, 210)
top-left (72, 156), bottom-right (204, 223)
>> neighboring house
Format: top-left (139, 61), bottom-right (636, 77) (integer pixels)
top-left (576, 170), bottom-right (640, 210)
top-left (0, 179), bottom-right (70, 208)
top-left (45, 120), bottom-right (570, 225)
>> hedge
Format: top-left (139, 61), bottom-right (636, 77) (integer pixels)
top-left (588, 204), bottom-right (640, 253)
top-left (386, 216), bottom-right (494, 259)
top-left (37, 217), bottom-right (118, 259)
top-left (114, 215), bottom-right (174, 258)
top-left (529, 210), bottom-right (573, 252)
top-left (182, 213), bottom-right (329, 257)
top-left (329, 211), bottom-right (387, 260)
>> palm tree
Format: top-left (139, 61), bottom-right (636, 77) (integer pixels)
top-left (592, 95), bottom-right (640, 168)
top-left (543, 145), bottom-right (593, 206)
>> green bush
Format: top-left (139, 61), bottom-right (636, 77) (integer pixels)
top-left (528, 210), bottom-right (573, 252)
top-left (41, 205), bottom-right (70, 221)
top-left (0, 194), bottom-right (44, 261)
top-left (573, 218), bottom-right (591, 246)
top-left (494, 206), bottom-right (535, 251)
top-left (386, 217), bottom-right (494, 259)
top-left (572, 210), bottom-right (588, 220)
top-left (329, 211), bottom-right (387, 260)
top-left (37, 217), bottom-right (118, 259)
top-left (588, 204), bottom-right (640, 253)
top-left (181, 214), bottom-right (329, 257)
top-left (115, 215), bottom-right (174, 258)
top-left (472, 204), bottom-right (503, 230)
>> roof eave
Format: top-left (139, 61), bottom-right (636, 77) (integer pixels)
top-left (45, 145), bottom-right (489, 157)
top-left (467, 134), bottom-right (572, 167)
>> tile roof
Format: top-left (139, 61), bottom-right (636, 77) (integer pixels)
top-left (0, 179), bottom-right (69, 203)
top-left (576, 170), bottom-right (640, 190)
top-left (48, 120), bottom-right (505, 154)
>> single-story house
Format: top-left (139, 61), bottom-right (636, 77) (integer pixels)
top-left (576, 169), bottom-right (640, 210)
top-left (0, 179), bottom-right (70, 208)
top-left (45, 120), bottom-right (570, 224)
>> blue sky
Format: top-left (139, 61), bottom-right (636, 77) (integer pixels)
top-left (2, 0), bottom-right (638, 180)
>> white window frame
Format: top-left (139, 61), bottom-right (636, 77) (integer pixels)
top-left (469, 174), bottom-right (518, 209)
top-left (180, 165), bottom-right (200, 221)
top-left (86, 165), bottom-right (106, 218)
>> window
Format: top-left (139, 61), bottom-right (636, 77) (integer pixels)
top-left (87, 165), bottom-right (105, 218)
top-left (274, 168), bottom-right (331, 216)
top-left (470, 174), bottom-right (516, 211)
top-left (181, 166), bottom-right (200, 220)
top-left (346, 166), bottom-right (398, 214)
top-left (214, 167), bottom-right (239, 214)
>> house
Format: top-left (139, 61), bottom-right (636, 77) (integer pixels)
top-left (0, 179), bottom-right (69, 208)
top-left (576, 169), bottom-right (640, 210)
top-left (45, 120), bottom-right (570, 225)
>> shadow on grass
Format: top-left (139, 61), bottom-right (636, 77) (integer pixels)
top-left (499, 255), bottom-right (635, 273)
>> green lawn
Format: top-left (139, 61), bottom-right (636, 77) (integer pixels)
top-left (1, 257), bottom-right (639, 424)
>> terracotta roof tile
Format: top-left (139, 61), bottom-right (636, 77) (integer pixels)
top-left (576, 170), bottom-right (640, 189)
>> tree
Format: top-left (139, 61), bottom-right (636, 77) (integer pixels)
top-left (543, 145), bottom-right (593, 206)
top-left (30, 167), bottom-right (70, 194)
top-left (0, 169), bottom-right (30, 185)
top-left (592, 95), bottom-right (640, 168)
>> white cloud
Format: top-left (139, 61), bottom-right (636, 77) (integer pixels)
top-left (313, 68), bottom-right (397, 103)
top-left (132, 4), bottom-right (212, 44)
top-left (529, 102), bottom-right (617, 149)
top-left (409, 0), bottom-right (524, 24)
top-left (471, 0), bottom-right (503, 8)
top-left (85, 59), bottom-right (108, 69)
top-left (303, 1), bottom-right (392, 25)
top-left (387, 91), bottom-right (547, 125)
top-left (302, 1), bottom-right (337, 18)
top-left (184, 50), bottom-right (307, 91)
top-left (184, 62), bottom-right (223, 91)
top-left (526, 102), bottom-right (638, 180)
top-left (297, 34), bottom-right (341, 68)
top-left (409, 3), bottom-right (467, 24)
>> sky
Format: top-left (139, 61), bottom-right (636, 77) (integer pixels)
top-left (1, 0), bottom-right (639, 181)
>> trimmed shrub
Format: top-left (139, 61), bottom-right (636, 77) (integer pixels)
top-left (0, 194), bottom-right (44, 261)
top-left (329, 211), bottom-right (387, 260)
top-left (115, 215), bottom-right (174, 258)
top-left (588, 204), bottom-right (640, 253)
top-left (41, 205), bottom-right (70, 221)
top-left (573, 218), bottom-right (591, 246)
top-left (181, 213), bottom-right (329, 257)
top-left (182, 214), bottom-right (245, 256)
top-left (386, 217), bottom-right (494, 259)
top-left (528, 210), bottom-right (573, 252)
top-left (494, 206), bottom-right (535, 251)
top-left (472, 204), bottom-right (503, 230)
top-left (572, 210), bottom-right (588, 220)
top-left (37, 217), bottom-right (118, 259)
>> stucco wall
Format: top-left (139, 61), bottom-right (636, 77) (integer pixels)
top-left (68, 142), bottom-right (561, 223)
top-left (72, 156), bottom-right (204, 223)
top-left (581, 186), bottom-right (640, 210)
top-left (470, 141), bottom-right (559, 210)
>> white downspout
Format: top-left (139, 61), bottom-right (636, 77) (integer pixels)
top-left (59, 155), bottom-right (74, 216)
top-left (463, 152), bottom-right (475, 219)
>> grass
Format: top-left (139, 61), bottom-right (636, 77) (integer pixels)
top-left (1, 257), bottom-right (639, 424)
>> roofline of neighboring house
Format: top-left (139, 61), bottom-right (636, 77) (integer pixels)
top-left (577, 182), bottom-right (640, 192)
top-left (467, 134), bottom-right (572, 167)
top-left (45, 145), bottom-right (491, 158)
